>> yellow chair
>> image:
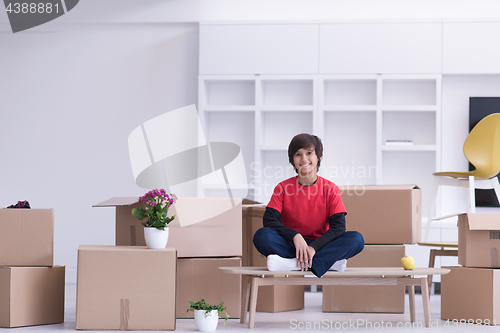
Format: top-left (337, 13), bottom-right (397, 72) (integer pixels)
top-left (420, 113), bottom-right (500, 293)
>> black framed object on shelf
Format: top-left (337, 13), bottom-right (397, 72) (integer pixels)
top-left (469, 97), bottom-right (500, 207)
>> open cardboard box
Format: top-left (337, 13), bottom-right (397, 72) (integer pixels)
top-left (339, 185), bottom-right (421, 244)
top-left (323, 245), bottom-right (405, 313)
top-left (0, 209), bottom-right (54, 266)
top-left (458, 213), bottom-right (500, 268)
top-left (93, 197), bottom-right (258, 258)
top-left (0, 266), bottom-right (65, 328)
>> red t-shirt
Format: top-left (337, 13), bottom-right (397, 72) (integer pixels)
top-left (267, 176), bottom-right (346, 239)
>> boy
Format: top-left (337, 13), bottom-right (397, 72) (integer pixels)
top-left (253, 133), bottom-right (364, 278)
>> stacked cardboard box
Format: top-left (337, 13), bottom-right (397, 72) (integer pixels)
top-left (93, 197), bottom-right (245, 320)
top-left (441, 213), bottom-right (500, 324)
top-left (323, 185), bottom-right (421, 313)
top-left (242, 205), bottom-right (305, 313)
top-left (0, 208), bottom-right (65, 328)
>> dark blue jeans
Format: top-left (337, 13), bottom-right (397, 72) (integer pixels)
top-left (253, 228), bottom-right (364, 278)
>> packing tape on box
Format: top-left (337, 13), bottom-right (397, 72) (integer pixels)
top-left (120, 299), bottom-right (130, 330)
top-left (491, 248), bottom-right (500, 267)
top-left (128, 105), bottom-right (248, 227)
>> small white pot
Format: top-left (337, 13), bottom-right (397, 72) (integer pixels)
top-left (143, 226), bottom-right (169, 249)
top-left (194, 309), bottom-right (219, 332)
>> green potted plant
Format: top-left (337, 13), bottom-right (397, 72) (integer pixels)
top-left (131, 189), bottom-right (177, 249)
top-left (187, 299), bottom-right (230, 332)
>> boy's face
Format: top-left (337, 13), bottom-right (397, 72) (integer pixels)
top-left (293, 146), bottom-right (321, 177)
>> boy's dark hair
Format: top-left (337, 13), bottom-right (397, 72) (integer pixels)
top-left (288, 133), bottom-right (323, 173)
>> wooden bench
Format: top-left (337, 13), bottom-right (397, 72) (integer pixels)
top-left (220, 266), bottom-right (450, 328)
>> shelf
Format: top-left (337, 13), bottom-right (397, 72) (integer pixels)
top-left (323, 111), bottom-right (377, 185)
top-left (204, 106), bottom-right (256, 112)
top-left (382, 79), bottom-right (436, 105)
top-left (204, 80), bottom-right (255, 106)
top-left (323, 106), bottom-right (377, 112)
top-left (199, 74), bottom-right (441, 204)
top-left (261, 111), bottom-right (312, 147)
top-left (381, 145), bottom-right (437, 151)
top-left (260, 106), bottom-right (314, 112)
top-left (262, 79), bottom-right (313, 106)
top-left (382, 111), bottom-right (436, 145)
top-left (381, 105), bottom-right (437, 112)
top-left (324, 79), bottom-right (377, 105)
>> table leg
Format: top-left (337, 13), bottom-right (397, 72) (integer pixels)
top-left (248, 276), bottom-right (259, 329)
top-left (420, 277), bottom-right (431, 327)
top-left (408, 285), bottom-right (416, 323)
top-left (240, 275), bottom-right (250, 324)
top-left (428, 249), bottom-right (436, 296)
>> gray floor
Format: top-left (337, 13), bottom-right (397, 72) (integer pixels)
top-left (13, 284), bottom-right (496, 332)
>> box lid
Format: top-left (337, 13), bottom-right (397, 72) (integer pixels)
top-left (339, 184), bottom-right (419, 191)
top-left (93, 197), bottom-right (139, 207)
top-left (460, 213), bottom-right (500, 231)
top-left (94, 197), bottom-right (259, 208)
top-left (242, 199), bottom-right (260, 205)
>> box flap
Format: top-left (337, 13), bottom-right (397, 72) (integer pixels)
top-left (339, 184), bottom-right (419, 191)
top-left (464, 213), bottom-right (500, 231)
top-left (93, 197), bottom-right (139, 207)
top-left (242, 199), bottom-right (261, 205)
top-left (94, 197), bottom-right (259, 208)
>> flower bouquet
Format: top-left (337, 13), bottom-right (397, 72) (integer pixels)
top-left (131, 189), bottom-right (177, 231)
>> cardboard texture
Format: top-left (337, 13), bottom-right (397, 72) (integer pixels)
top-left (0, 266), bottom-right (65, 328)
top-left (76, 246), bottom-right (176, 331)
top-left (458, 213), bottom-right (500, 268)
top-left (176, 257), bottom-right (241, 319)
top-left (441, 266), bottom-right (500, 324)
top-left (242, 205), bottom-right (305, 313)
top-left (0, 209), bottom-right (54, 266)
top-left (94, 197), bottom-right (249, 258)
top-left (323, 245), bottom-right (405, 313)
top-left (241, 204), bottom-right (266, 267)
top-left (339, 185), bottom-right (421, 244)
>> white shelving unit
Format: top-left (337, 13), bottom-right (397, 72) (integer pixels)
top-left (199, 74), bottom-right (441, 208)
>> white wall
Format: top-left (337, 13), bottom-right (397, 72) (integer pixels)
top-left (0, 23), bottom-right (199, 282)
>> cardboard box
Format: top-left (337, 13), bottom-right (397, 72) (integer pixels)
top-left (176, 257), bottom-right (241, 319)
top-left (76, 246), bottom-right (176, 330)
top-left (251, 253), bottom-right (305, 313)
top-left (323, 245), bottom-right (405, 313)
top-left (93, 197), bottom-right (254, 258)
top-left (0, 266), bottom-right (65, 328)
top-left (242, 205), bottom-right (305, 313)
top-left (0, 209), bottom-right (54, 266)
top-left (339, 185), bottom-right (421, 244)
top-left (458, 213), bottom-right (500, 268)
top-left (442, 266), bottom-right (500, 324)
top-left (241, 204), bottom-right (266, 267)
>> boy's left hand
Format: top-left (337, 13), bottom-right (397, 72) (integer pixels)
top-left (293, 234), bottom-right (316, 271)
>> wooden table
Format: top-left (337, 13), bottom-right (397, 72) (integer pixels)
top-left (220, 266), bottom-right (450, 328)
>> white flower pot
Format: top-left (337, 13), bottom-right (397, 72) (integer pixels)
top-left (194, 309), bottom-right (219, 332)
top-left (143, 226), bottom-right (169, 249)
